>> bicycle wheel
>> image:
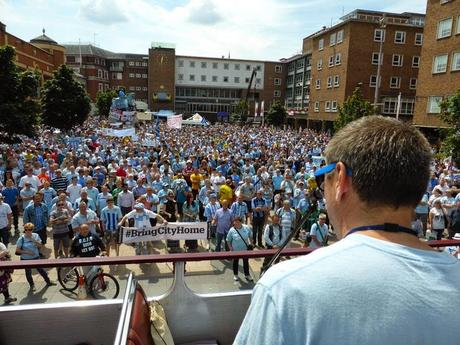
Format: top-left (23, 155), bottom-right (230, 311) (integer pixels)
top-left (57, 267), bottom-right (79, 291)
top-left (89, 273), bottom-right (119, 299)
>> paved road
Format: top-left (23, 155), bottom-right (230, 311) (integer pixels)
top-left (4, 231), bottom-right (297, 306)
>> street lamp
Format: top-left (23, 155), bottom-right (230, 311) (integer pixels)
top-left (373, 15), bottom-right (387, 112)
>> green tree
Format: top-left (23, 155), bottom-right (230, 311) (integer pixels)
top-left (439, 88), bottom-right (460, 163)
top-left (41, 65), bottom-right (91, 131)
top-left (266, 100), bottom-right (287, 126)
top-left (96, 89), bottom-right (117, 118)
top-left (334, 87), bottom-right (375, 131)
top-left (0, 45), bottom-right (40, 142)
top-left (231, 99), bottom-right (249, 123)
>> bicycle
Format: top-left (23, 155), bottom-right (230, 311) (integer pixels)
top-left (57, 264), bottom-right (120, 299)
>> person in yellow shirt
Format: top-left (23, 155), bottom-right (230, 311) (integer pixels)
top-left (190, 168), bottom-right (204, 199)
top-left (219, 179), bottom-right (234, 205)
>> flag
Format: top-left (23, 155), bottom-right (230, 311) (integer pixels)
top-left (255, 102), bottom-right (259, 117)
top-left (167, 114), bottom-right (182, 129)
top-left (154, 115), bottom-right (161, 139)
top-left (260, 101), bottom-right (265, 117)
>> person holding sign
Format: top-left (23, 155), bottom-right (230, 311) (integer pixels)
top-left (119, 203), bottom-right (167, 255)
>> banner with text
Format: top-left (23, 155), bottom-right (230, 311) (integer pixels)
top-left (121, 222), bottom-right (208, 244)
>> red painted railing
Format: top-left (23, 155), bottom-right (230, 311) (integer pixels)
top-left (0, 240), bottom-right (458, 270)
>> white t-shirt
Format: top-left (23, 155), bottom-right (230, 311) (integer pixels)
top-left (235, 234), bottom-right (460, 345)
top-left (66, 184), bottom-right (82, 203)
top-left (430, 207), bottom-right (446, 230)
top-left (0, 202), bottom-right (12, 229)
top-left (19, 175), bottom-right (41, 189)
top-left (126, 209), bottom-right (157, 228)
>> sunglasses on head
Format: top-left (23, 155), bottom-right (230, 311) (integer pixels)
top-left (314, 162), bottom-right (353, 190)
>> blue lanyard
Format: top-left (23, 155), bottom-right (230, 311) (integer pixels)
top-left (345, 223), bottom-right (418, 238)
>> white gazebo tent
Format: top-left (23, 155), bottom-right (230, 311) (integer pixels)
top-left (182, 113), bottom-right (210, 126)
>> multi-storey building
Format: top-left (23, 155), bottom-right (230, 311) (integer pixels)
top-left (281, 53), bottom-right (312, 127)
top-left (413, 0), bottom-right (460, 128)
top-left (0, 22), bottom-right (65, 83)
top-left (146, 43), bottom-right (285, 118)
top-left (300, 10), bottom-right (425, 129)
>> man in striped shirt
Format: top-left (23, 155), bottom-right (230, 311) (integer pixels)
top-left (51, 169), bottom-right (68, 193)
top-left (100, 196), bottom-right (122, 256)
top-left (204, 194), bottom-right (221, 250)
top-left (231, 195), bottom-right (249, 224)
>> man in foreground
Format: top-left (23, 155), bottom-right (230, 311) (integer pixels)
top-left (234, 116), bottom-right (460, 345)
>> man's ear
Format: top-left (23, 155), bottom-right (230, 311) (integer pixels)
top-left (335, 162), bottom-right (351, 202)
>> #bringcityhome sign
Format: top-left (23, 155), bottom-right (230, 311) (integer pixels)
top-left (121, 222), bottom-right (208, 244)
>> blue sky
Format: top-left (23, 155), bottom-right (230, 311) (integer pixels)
top-left (0, 0), bottom-right (427, 61)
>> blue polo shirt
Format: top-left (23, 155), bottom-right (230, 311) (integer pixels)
top-left (1, 187), bottom-right (19, 206)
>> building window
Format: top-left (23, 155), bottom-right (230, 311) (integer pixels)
top-left (129, 73), bottom-right (135, 78)
top-left (437, 18), bottom-right (453, 39)
top-left (337, 30), bottom-right (344, 43)
top-left (370, 75), bottom-right (378, 87)
top-left (97, 69), bottom-right (103, 78)
top-left (190, 61), bottom-right (195, 67)
top-left (395, 31), bottom-right (406, 44)
top-left (98, 83), bottom-right (103, 91)
top-left (412, 56), bottom-right (420, 68)
top-left (129, 61), bottom-right (135, 66)
top-left (315, 79), bottom-right (321, 89)
top-left (330, 33), bottom-right (336, 46)
top-left (452, 52), bottom-right (460, 71)
top-left (331, 101), bottom-right (338, 112)
top-left (142, 62), bottom-right (148, 67)
top-left (275, 65), bottom-right (282, 73)
top-left (213, 62), bottom-right (218, 69)
top-left (274, 78), bottom-right (281, 85)
top-left (200, 62), bottom-right (206, 68)
top-left (392, 54), bottom-right (403, 67)
top-left (231, 77), bottom-right (238, 83)
top-left (325, 101), bottom-right (331, 112)
top-left (296, 60), bottom-right (304, 69)
top-left (318, 38), bottom-right (324, 50)
top-left (224, 63), bottom-right (229, 70)
top-left (415, 33), bottom-right (423, 45)
top-left (189, 74), bottom-right (195, 81)
top-left (457, 15), bottom-right (460, 34)
top-left (136, 73), bottom-right (141, 78)
top-left (223, 76), bottom-right (229, 82)
top-left (317, 59), bottom-right (323, 70)
top-left (428, 96), bottom-right (442, 113)
top-left (328, 55), bottom-right (334, 67)
top-left (178, 74), bottom-right (183, 81)
top-left (129, 86), bottom-right (135, 91)
top-left (178, 60), bottom-right (184, 67)
top-left (246, 65), bottom-right (251, 71)
top-left (335, 53), bottom-right (342, 65)
top-left (256, 65), bottom-right (262, 71)
top-left (294, 88), bottom-right (302, 97)
top-left (135, 62), bottom-right (140, 67)
top-left (201, 75), bottom-right (206, 82)
top-left (245, 77), bottom-right (250, 83)
top-left (136, 86), bottom-right (141, 91)
top-left (104, 71), bottom-right (108, 80)
top-left (274, 90), bottom-right (281, 97)
top-left (142, 87), bottom-right (147, 91)
top-left (390, 76), bottom-right (401, 89)
top-left (256, 78), bottom-right (261, 84)
top-left (433, 54), bottom-right (448, 73)
top-left (409, 78), bottom-right (417, 89)
top-left (383, 98), bottom-right (415, 115)
top-left (212, 76), bottom-right (218, 82)
top-left (374, 29), bottom-right (385, 42)
top-left (327, 76), bottom-right (333, 88)
top-left (334, 75), bottom-right (340, 87)
top-left (314, 101), bottom-right (320, 112)
top-left (372, 52), bottom-right (383, 65)
top-left (142, 74), bottom-right (147, 78)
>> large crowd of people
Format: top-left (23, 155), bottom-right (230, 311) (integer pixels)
top-left (0, 117), bottom-right (459, 303)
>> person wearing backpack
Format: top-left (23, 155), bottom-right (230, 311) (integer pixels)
top-left (261, 215), bottom-right (286, 271)
top-left (309, 213), bottom-right (329, 248)
top-left (15, 223), bottom-right (56, 291)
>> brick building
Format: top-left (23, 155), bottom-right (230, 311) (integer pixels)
top-left (0, 23), bottom-right (65, 83)
top-left (297, 10), bottom-right (424, 128)
top-left (413, 0), bottom-right (460, 128)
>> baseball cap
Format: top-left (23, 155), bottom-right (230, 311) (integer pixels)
top-left (134, 203), bottom-right (144, 210)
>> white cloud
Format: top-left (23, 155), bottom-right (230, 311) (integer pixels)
top-left (79, 0), bottom-right (128, 25)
